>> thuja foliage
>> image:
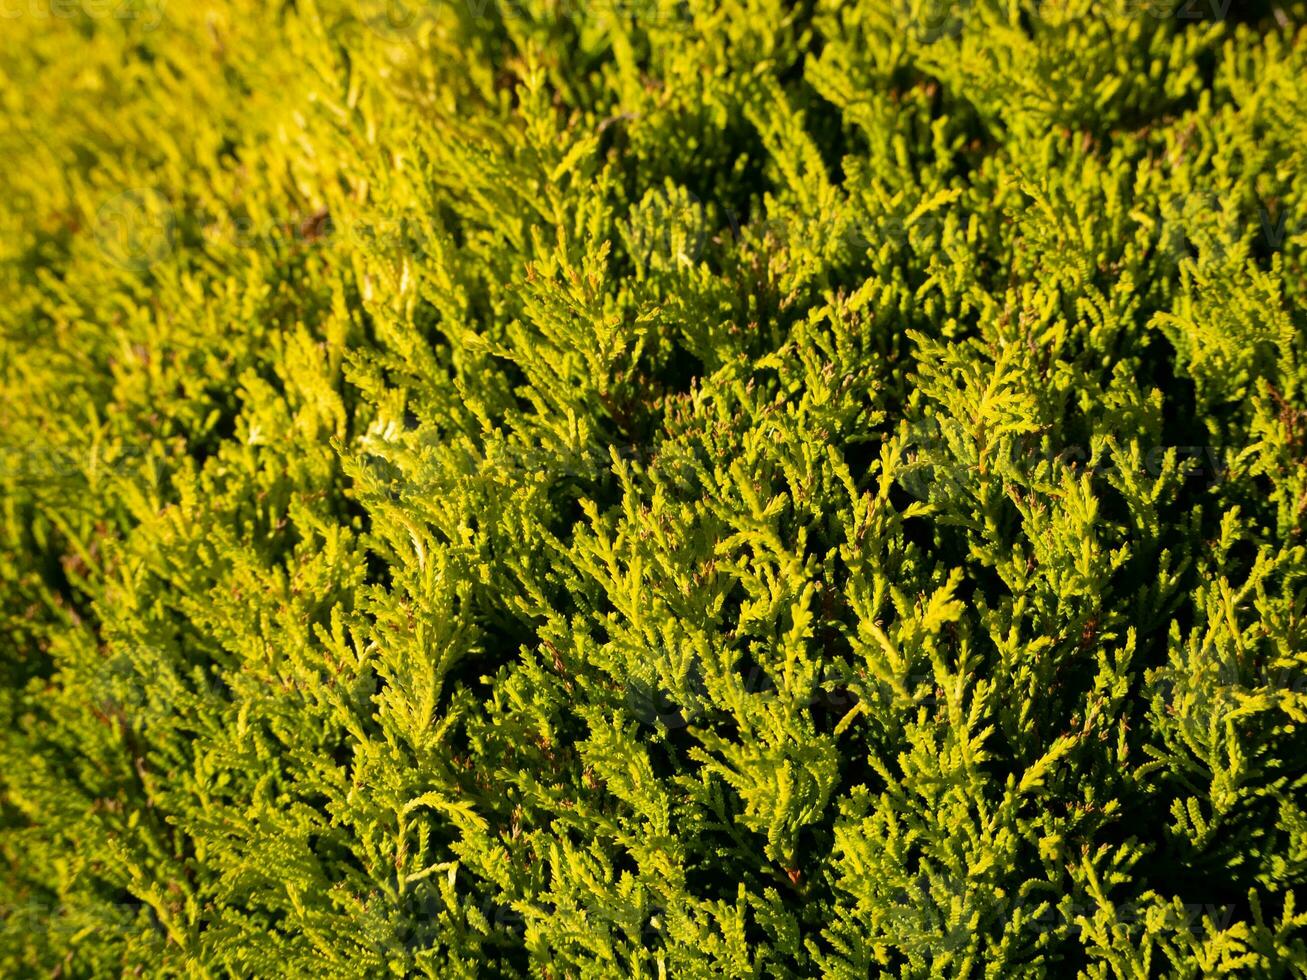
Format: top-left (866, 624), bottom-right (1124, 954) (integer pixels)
top-left (2, 0), bottom-right (1307, 975)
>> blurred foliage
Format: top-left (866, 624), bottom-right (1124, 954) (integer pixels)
top-left (2, 0), bottom-right (1307, 975)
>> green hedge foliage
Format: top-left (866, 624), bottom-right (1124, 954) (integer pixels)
top-left (3, 0), bottom-right (1307, 975)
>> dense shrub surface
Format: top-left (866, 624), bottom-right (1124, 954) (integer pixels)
top-left (2, 1), bottom-right (1307, 976)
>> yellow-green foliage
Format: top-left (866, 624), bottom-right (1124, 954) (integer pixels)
top-left (2, 1), bottom-right (1307, 976)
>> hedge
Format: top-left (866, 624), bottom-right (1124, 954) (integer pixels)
top-left (2, 0), bottom-right (1306, 976)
